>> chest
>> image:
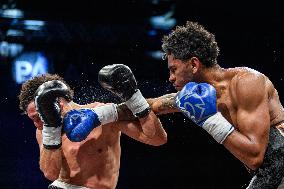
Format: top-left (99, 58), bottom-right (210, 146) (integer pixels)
top-left (62, 126), bottom-right (119, 157)
top-left (60, 127), bottom-right (121, 178)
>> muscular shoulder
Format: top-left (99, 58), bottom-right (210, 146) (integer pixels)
top-left (231, 67), bottom-right (268, 109)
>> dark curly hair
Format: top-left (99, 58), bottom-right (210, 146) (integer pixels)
top-left (18, 74), bottom-right (74, 112)
top-left (162, 21), bottom-right (220, 67)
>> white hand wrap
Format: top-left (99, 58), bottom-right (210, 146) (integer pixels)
top-left (42, 126), bottom-right (62, 147)
top-left (125, 89), bottom-right (149, 116)
top-left (91, 103), bottom-right (118, 125)
top-left (202, 112), bottom-right (235, 144)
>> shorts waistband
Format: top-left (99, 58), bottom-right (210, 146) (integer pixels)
top-left (272, 120), bottom-right (284, 127)
top-left (48, 180), bottom-right (90, 189)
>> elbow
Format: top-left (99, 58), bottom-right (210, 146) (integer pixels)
top-left (44, 172), bottom-right (59, 181)
top-left (246, 154), bottom-right (264, 171)
top-left (152, 133), bottom-right (168, 146)
top-left (246, 143), bottom-right (266, 170)
top-left (159, 133), bottom-right (168, 145)
top-left (40, 166), bottom-right (60, 181)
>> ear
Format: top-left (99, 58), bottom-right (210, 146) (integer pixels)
top-left (58, 97), bottom-right (67, 109)
top-left (58, 98), bottom-right (71, 116)
top-left (190, 57), bottom-right (201, 74)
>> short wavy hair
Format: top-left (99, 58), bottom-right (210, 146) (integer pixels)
top-left (162, 21), bottom-right (220, 67)
top-left (18, 73), bottom-right (74, 112)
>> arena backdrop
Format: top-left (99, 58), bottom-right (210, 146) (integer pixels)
top-left (0, 0), bottom-right (283, 188)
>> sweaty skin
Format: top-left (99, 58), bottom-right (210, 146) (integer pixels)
top-left (26, 101), bottom-right (167, 189)
top-left (147, 55), bottom-right (284, 171)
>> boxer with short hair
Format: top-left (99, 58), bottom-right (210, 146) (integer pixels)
top-left (18, 71), bottom-right (167, 189)
top-left (145, 21), bottom-right (284, 188)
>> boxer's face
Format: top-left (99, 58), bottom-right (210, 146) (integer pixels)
top-left (26, 101), bottom-right (43, 130)
top-left (167, 55), bottom-right (193, 91)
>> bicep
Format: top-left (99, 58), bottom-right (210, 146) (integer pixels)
top-left (237, 101), bottom-right (270, 142)
top-left (235, 74), bottom-right (270, 143)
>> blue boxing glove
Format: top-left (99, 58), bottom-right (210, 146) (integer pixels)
top-left (63, 104), bottom-right (118, 142)
top-left (63, 109), bottom-right (99, 142)
top-left (175, 82), bottom-right (234, 143)
top-left (175, 82), bottom-right (217, 125)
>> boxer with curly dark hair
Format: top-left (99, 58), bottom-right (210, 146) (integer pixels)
top-left (148, 21), bottom-right (284, 189)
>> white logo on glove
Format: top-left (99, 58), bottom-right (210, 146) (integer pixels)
top-left (176, 93), bottom-right (205, 123)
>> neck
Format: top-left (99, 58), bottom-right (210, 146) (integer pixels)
top-left (194, 64), bottom-right (225, 85)
top-left (194, 65), bottom-right (230, 98)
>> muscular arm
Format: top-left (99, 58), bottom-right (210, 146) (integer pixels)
top-left (116, 93), bottom-right (179, 120)
top-left (113, 94), bottom-right (179, 145)
top-left (70, 102), bottom-right (166, 145)
top-left (147, 93), bottom-right (180, 115)
top-left (223, 74), bottom-right (270, 170)
top-left (115, 111), bottom-right (167, 146)
top-left (36, 129), bottom-right (62, 181)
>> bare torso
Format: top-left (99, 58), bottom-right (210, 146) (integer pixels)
top-left (59, 102), bottom-right (121, 189)
top-left (33, 98), bottom-right (166, 189)
top-left (215, 67), bottom-right (284, 131)
top-left (216, 67), bottom-right (284, 186)
top-left (147, 65), bottom-right (284, 186)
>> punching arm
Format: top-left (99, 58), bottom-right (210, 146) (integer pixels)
top-left (115, 93), bottom-right (179, 121)
top-left (147, 93), bottom-right (179, 115)
top-left (98, 64), bottom-right (166, 140)
top-left (175, 82), bottom-right (234, 144)
top-left (63, 104), bottom-right (118, 142)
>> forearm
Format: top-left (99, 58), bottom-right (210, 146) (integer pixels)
top-left (147, 93), bottom-right (179, 115)
top-left (40, 126), bottom-right (63, 179)
top-left (223, 130), bottom-right (267, 170)
top-left (39, 147), bottom-right (62, 181)
top-left (117, 103), bottom-right (167, 145)
top-left (200, 112), bottom-right (266, 170)
top-left (139, 111), bottom-right (167, 140)
top-left (116, 93), bottom-right (179, 121)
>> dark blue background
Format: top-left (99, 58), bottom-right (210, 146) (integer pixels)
top-left (0, 0), bottom-right (283, 188)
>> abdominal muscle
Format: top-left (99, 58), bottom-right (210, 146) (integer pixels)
top-left (58, 125), bottom-right (121, 189)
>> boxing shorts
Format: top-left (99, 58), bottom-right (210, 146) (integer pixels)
top-left (48, 180), bottom-right (90, 189)
top-left (246, 123), bottom-right (284, 189)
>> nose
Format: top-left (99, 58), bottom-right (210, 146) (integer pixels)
top-left (169, 74), bottom-right (175, 83)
